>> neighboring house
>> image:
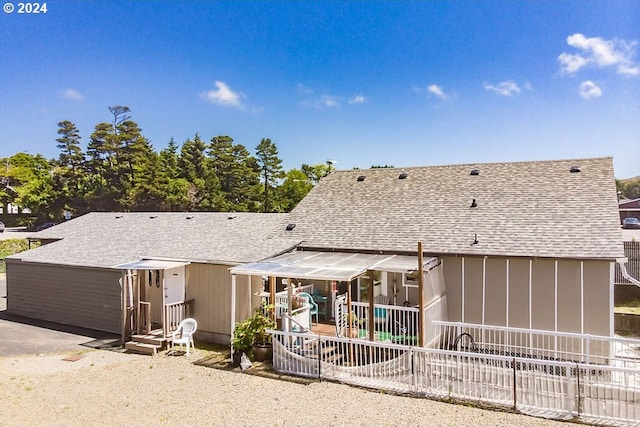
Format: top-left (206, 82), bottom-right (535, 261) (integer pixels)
top-left (6, 212), bottom-right (300, 343)
top-left (619, 197), bottom-right (640, 222)
top-left (234, 157), bottom-right (624, 338)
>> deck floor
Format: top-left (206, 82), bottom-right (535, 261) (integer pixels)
top-left (310, 321), bottom-right (336, 336)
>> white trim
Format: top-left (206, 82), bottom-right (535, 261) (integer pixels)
top-left (554, 260), bottom-right (558, 332)
top-left (461, 257), bottom-right (465, 323)
top-left (580, 261), bottom-right (584, 334)
top-left (505, 258), bottom-right (509, 327)
top-left (528, 259), bottom-right (532, 329)
top-left (481, 256), bottom-right (486, 325)
top-left (610, 261), bottom-right (615, 337)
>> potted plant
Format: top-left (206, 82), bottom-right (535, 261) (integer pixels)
top-left (231, 302), bottom-right (277, 363)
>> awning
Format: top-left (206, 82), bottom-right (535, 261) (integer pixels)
top-left (230, 251), bottom-right (438, 281)
top-left (112, 259), bottom-right (191, 270)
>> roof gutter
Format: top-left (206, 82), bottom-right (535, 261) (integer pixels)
top-left (617, 258), bottom-right (640, 287)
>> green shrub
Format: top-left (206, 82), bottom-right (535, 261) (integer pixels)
top-left (0, 239), bottom-right (38, 273)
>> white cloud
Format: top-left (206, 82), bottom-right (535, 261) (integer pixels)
top-left (579, 80), bottom-right (602, 99)
top-left (200, 81), bottom-right (244, 108)
top-left (297, 85), bottom-right (366, 109)
top-left (296, 83), bottom-right (314, 95)
top-left (427, 84), bottom-right (448, 100)
top-left (348, 94), bottom-right (367, 104)
top-left (320, 95), bottom-right (338, 108)
top-left (483, 80), bottom-right (521, 96)
top-left (61, 88), bottom-right (85, 101)
top-left (558, 33), bottom-right (640, 76)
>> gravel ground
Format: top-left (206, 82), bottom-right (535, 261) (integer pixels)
top-left (0, 348), bottom-right (575, 427)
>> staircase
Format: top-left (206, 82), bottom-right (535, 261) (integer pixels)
top-left (298, 336), bottom-right (344, 364)
top-left (124, 330), bottom-right (168, 356)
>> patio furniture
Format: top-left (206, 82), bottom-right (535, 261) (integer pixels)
top-left (311, 292), bottom-right (329, 320)
top-left (297, 292), bottom-right (319, 325)
top-left (171, 317), bottom-right (197, 357)
top-left (373, 294), bottom-right (390, 329)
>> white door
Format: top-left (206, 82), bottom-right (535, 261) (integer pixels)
top-left (164, 266), bottom-right (186, 304)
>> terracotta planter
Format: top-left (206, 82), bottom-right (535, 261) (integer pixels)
top-left (252, 342), bottom-right (273, 362)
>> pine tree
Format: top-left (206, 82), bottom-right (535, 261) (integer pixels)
top-left (255, 138), bottom-right (284, 212)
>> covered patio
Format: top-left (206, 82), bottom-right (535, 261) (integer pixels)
top-left (229, 243), bottom-right (447, 348)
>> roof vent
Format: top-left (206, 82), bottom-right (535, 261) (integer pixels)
top-left (149, 215), bottom-right (157, 219)
top-left (115, 215), bottom-right (123, 219)
top-left (186, 215), bottom-right (194, 220)
top-left (472, 234), bottom-right (479, 245)
top-left (398, 173), bottom-right (408, 180)
top-left (470, 169), bottom-right (479, 176)
top-left (227, 215), bottom-right (236, 220)
top-left (286, 223), bottom-right (296, 231)
top-left (470, 198), bottom-right (478, 208)
top-left (570, 166), bottom-right (581, 173)
top-left (357, 175), bottom-right (366, 182)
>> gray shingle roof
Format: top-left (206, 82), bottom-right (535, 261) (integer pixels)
top-left (278, 157), bottom-right (624, 260)
top-left (10, 212), bottom-right (301, 268)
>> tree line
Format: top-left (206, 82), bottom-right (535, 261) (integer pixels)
top-left (0, 106), bottom-right (330, 224)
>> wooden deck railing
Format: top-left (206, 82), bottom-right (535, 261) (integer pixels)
top-left (163, 299), bottom-right (194, 336)
top-left (137, 301), bottom-right (151, 334)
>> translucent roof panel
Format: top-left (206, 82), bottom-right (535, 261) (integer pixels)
top-left (112, 259), bottom-right (191, 270)
top-left (230, 251), bottom-right (439, 280)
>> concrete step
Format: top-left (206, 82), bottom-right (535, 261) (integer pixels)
top-left (125, 341), bottom-right (159, 356)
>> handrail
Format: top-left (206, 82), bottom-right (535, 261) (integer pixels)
top-left (280, 312), bottom-right (313, 334)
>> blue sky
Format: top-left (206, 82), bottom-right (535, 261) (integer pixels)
top-left (1, 0), bottom-right (639, 178)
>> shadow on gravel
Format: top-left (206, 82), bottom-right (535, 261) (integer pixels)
top-left (0, 311), bottom-right (124, 352)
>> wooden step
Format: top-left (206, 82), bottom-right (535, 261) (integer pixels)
top-left (323, 353), bottom-right (344, 364)
top-left (125, 341), bottom-right (159, 356)
top-left (131, 334), bottom-right (167, 347)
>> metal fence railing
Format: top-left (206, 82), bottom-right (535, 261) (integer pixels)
top-left (433, 320), bottom-right (640, 369)
top-left (271, 329), bottom-right (640, 426)
top-left (616, 241), bottom-right (640, 285)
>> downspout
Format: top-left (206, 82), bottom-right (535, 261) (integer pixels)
top-left (617, 258), bottom-right (640, 287)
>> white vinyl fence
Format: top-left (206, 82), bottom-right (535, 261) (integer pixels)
top-left (271, 330), bottom-right (640, 426)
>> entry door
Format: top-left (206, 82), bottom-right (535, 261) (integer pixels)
top-left (146, 270), bottom-right (164, 324)
top-left (164, 266), bottom-right (186, 304)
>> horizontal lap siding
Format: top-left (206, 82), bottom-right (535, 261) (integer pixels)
top-left (6, 261), bottom-right (122, 333)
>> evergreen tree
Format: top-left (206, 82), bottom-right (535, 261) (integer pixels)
top-left (209, 136), bottom-right (260, 211)
top-left (255, 138), bottom-right (284, 212)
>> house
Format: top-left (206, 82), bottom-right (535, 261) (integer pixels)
top-left (5, 212), bottom-right (300, 346)
top-left (619, 197), bottom-right (640, 222)
top-left (6, 157), bottom-right (625, 351)
top-left (232, 157), bottom-right (624, 339)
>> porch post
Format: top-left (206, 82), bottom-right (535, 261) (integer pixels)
top-left (347, 279), bottom-right (353, 338)
top-left (231, 274), bottom-right (236, 352)
top-left (367, 270), bottom-right (375, 342)
top-left (287, 278), bottom-right (293, 332)
top-left (161, 269), bottom-right (167, 337)
top-left (269, 276), bottom-right (276, 322)
top-left (121, 270), bottom-right (127, 347)
top-left (418, 241), bottom-right (425, 347)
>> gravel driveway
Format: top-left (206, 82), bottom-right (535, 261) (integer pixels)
top-left (0, 348), bottom-right (573, 427)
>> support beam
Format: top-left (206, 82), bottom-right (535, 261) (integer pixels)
top-left (121, 271), bottom-right (127, 347)
top-left (161, 269), bottom-right (167, 337)
top-left (269, 276), bottom-right (276, 322)
top-left (368, 270), bottom-right (375, 342)
top-left (230, 274), bottom-right (236, 353)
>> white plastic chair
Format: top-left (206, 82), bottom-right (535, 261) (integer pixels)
top-left (171, 318), bottom-right (197, 356)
